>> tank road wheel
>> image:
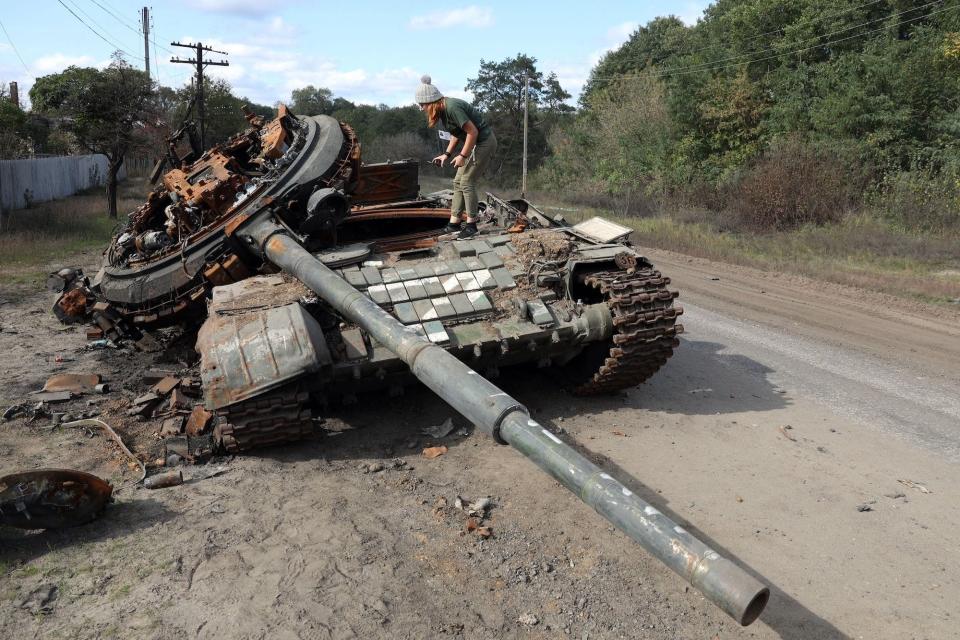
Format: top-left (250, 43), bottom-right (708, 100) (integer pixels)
top-left (562, 268), bottom-right (683, 395)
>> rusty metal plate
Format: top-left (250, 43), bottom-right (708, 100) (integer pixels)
top-left (198, 281), bottom-right (332, 410)
top-left (0, 469), bottom-right (113, 529)
top-left (351, 160), bottom-right (420, 206)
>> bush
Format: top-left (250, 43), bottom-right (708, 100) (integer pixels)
top-left (871, 169), bottom-right (960, 233)
top-left (727, 139), bottom-right (860, 231)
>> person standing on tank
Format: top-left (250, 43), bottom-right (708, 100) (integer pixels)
top-left (416, 75), bottom-right (497, 239)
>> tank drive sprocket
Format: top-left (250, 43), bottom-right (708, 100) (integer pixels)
top-left (569, 268), bottom-right (683, 395)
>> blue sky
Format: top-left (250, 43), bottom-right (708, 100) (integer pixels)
top-left (0, 1), bottom-right (710, 108)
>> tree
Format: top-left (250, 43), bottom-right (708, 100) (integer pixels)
top-left (290, 85), bottom-right (333, 116)
top-left (0, 85), bottom-right (31, 159)
top-left (31, 57), bottom-right (154, 218)
top-left (466, 53), bottom-right (573, 184)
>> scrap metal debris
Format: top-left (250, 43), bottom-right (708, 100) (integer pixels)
top-left (61, 418), bottom-right (147, 483)
top-left (2, 401), bottom-right (51, 422)
top-left (41, 373), bottom-right (102, 394)
top-left (0, 469), bottom-right (113, 529)
top-left (144, 469), bottom-right (183, 489)
top-left (421, 417), bottom-right (456, 439)
top-left (422, 445), bottom-right (448, 459)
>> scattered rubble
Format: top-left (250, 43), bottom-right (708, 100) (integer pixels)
top-left (421, 417), bottom-right (456, 439)
top-left (517, 613), bottom-right (540, 626)
top-left (898, 479), bottom-right (932, 494)
top-left (18, 585), bottom-right (58, 614)
top-left (61, 418), bottom-right (147, 483)
top-left (422, 445), bottom-right (448, 459)
top-left (144, 469), bottom-right (184, 489)
top-left (41, 373), bottom-right (101, 393)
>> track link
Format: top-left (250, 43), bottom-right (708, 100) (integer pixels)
top-left (214, 384), bottom-right (315, 453)
top-left (573, 268), bottom-right (683, 395)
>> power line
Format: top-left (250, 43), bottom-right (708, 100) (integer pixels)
top-left (590, 1), bottom-right (956, 83)
top-left (87, 0), bottom-right (174, 54)
top-left (667, 0), bottom-right (893, 59)
top-left (614, 0), bottom-right (945, 80)
top-left (151, 13), bottom-right (161, 84)
top-left (88, 0), bottom-right (140, 37)
top-left (57, 0), bottom-right (143, 61)
top-left (0, 18), bottom-right (30, 75)
top-left (66, 0), bottom-right (141, 56)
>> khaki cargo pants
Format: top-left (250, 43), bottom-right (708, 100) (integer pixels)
top-left (451, 131), bottom-right (497, 219)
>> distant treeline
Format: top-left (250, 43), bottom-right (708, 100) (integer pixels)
top-left (537, 0), bottom-right (960, 231)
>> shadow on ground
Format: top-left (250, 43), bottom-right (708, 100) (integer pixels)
top-left (0, 497), bottom-right (176, 565)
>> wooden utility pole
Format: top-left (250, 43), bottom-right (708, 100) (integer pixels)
top-left (521, 73), bottom-right (529, 198)
top-left (8, 81), bottom-right (18, 108)
top-left (170, 41), bottom-right (229, 149)
top-left (141, 7), bottom-right (150, 80)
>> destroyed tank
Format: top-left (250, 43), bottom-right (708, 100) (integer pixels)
top-left (78, 106), bottom-right (683, 451)
top-left (64, 107), bottom-right (773, 625)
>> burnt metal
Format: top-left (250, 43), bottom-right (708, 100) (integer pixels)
top-left (0, 469), bottom-right (113, 529)
top-left (238, 219), bottom-right (768, 625)
top-left (351, 160), bottom-right (420, 206)
top-left (144, 470), bottom-right (183, 489)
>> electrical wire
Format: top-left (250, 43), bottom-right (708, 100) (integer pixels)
top-left (87, 0), bottom-right (174, 54)
top-left (653, 0), bottom-right (893, 59)
top-left (0, 17), bottom-right (31, 75)
top-left (88, 0), bottom-right (140, 37)
top-left (605, 0), bottom-right (946, 80)
top-left (151, 12), bottom-right (161, 84)
top-left (57, 0), bottom-right (143, 61)
top-left (66, 0), bottom-right (141, 55)
top-left (589, 1), bottom-right (957, 83)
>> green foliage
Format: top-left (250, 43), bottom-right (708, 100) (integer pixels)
top-left (290, 85), bottom-right (334, 116)
top-left (30, 57), bottom-right (154, 217)
top-left (542, 0), bottom-right (960, 230)
top-left (466, 53), bottom-right (575, 184)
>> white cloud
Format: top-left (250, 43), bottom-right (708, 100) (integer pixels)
top-left (677, 2), bottom-right (708, 26)
top-left (409, 6), bottom-right (493, 30)
top-left (33, 53), bottom-right (100, 74)
top-left (193, 0), bottom-right (286, 16)
top-left (607, 21), bottom-right (638, 42)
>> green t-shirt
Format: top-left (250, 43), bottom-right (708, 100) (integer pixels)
top-left (441, 97), bottom-right (493, 144)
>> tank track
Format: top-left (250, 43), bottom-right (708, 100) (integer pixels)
top-left (573, 268), bottom-right (684, 395)
top-left (214, 384), bottom-right (315, 453)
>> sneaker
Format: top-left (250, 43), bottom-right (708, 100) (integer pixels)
top-left (442, 222), bottom-right (461, 234)
top-left (457, 222), bottom-right (478, 239)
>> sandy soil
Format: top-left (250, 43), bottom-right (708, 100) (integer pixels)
top-left (1, 247), bottom-right (958, 640)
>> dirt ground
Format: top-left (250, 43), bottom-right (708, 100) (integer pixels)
top-left (1, 246), bottom-right (959, 640)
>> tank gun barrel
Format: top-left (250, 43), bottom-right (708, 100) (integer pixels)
top-left (240, 219), bottom-right (769, 626)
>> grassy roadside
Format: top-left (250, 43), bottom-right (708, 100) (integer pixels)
top-left (486, 184), bottom-right (960, 307)
top-left (3, 175), bottom-right (956, 306)
top-left (0, 180), bottom-right (147, 292)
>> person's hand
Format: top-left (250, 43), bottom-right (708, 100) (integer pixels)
top-left (431, 153), bottom-right (448, 167)
top-left (451, 154), bottom-right (466, 168)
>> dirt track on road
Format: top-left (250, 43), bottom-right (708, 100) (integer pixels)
top-left (1, 248), bottom-right (958, 639)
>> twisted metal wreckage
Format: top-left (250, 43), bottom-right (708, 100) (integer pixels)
top-left (40, 106), bottom-right (768, 625)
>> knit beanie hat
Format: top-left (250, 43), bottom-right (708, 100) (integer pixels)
top-left (415, 75), bottom-right (443, 104)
